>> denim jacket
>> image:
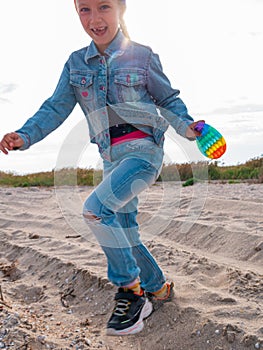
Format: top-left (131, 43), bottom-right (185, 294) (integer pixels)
top-left (16, 30), bottom-right (194, 161)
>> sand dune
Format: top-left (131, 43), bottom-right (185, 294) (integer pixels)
top-left (0, 182), bottom-right (262, 349)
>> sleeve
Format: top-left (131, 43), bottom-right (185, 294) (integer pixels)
top-left (16, 60), bottom-right (77, 150)
top-left (146, 50), bottom-right (194, 138)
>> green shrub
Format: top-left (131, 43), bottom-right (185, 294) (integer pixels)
top-left (182, 177), bottom-right (198, 187)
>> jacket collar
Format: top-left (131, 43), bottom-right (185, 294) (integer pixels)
top-left (85, 30), bottom-right (129, 62)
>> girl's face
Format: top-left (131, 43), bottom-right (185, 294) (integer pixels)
top-left (75, 0), bottom-right (124, 54)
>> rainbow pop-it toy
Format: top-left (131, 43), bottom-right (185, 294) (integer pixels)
top-left (195, 121), bottom-right (226, 159)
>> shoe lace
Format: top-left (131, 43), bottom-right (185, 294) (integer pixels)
top-left (113, 298), bottom-right (131, 316)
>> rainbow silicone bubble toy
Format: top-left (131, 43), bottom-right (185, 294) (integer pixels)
top-left (194, 121), bottom-right (226, 159)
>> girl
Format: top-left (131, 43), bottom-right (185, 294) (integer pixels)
top-left (0, 0), bottom-right (203, 336)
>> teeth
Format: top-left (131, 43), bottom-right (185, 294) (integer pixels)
top-left (93, 27), bottom-right (105, 32)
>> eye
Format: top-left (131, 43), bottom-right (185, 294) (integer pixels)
top-left (100, 4), bottom-right (110, 11)
top-left (79, 7), bottom-right (90, 13)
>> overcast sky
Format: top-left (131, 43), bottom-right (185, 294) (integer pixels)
top-left (0, 0), bottom-right (262, 174)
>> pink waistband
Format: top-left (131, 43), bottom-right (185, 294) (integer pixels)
top-left (111, 130), bottom-right (149, 145)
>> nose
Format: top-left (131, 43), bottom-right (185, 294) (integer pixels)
top-left (90, 9), bottom-right (102, 25)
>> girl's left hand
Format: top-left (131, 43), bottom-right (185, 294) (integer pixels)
top-left (186, 120), bottom-right (205, 139)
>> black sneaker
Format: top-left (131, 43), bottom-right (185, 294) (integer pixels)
top-left (106, 288), bottom-right (153, 336)
top-left (146, 282), bottom-right (174, 311)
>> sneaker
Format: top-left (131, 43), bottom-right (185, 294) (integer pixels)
top-left (106, 288), bottom-right (153, 336)
top-left (146, 282), bottom-right (174, 311)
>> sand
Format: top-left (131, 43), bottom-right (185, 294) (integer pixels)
top-left (0, 182), bottom-right (262, 349)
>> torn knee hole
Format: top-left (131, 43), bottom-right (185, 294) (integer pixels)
top-left (83, 211), bottom-right (101, 221)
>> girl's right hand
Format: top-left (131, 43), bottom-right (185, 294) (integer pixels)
top-left (0, 132), bottom-right (24, 154)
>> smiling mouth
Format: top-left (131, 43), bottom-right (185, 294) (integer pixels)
top-left (91, 27), bottom-right (107, 36)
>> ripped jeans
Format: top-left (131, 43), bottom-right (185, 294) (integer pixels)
top-left (83, 137), bottom-right (166, 292)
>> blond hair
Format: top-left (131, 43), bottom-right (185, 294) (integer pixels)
top-left (119, 0), bottom-right (130, 39)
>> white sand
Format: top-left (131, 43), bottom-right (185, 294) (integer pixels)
top-left (0, 182), bottom-right (262, 349)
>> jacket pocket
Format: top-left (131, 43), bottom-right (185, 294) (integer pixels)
top-left (70, 70), bottom-right (95, 103)
top-left (113, 69), bottom-right (147, 102)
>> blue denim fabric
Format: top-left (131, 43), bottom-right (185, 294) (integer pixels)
top-left (16, 30), bottom-right (193, 161)
top-left (83, 138), bottom-right (165, 291)
top-left (15, 30), bottom-right (194, 291)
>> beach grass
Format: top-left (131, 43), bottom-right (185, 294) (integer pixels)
top-left (0, 157), bottom-right (262, 187)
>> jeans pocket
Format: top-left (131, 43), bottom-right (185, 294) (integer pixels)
top-left (125, 139), bottom-right (157, 154)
